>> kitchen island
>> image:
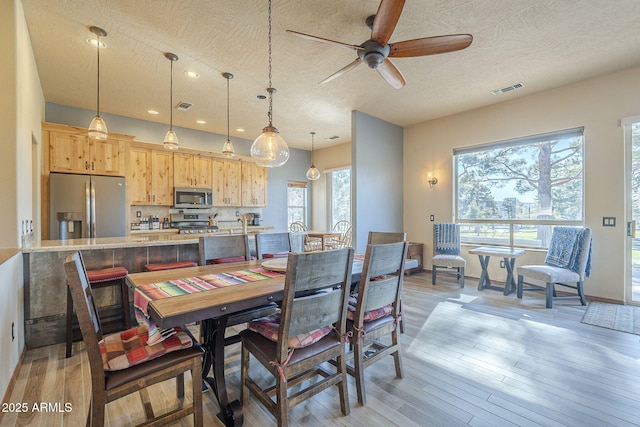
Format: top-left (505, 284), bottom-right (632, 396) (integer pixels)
top-left (22, 227), bottom-right (295, 348)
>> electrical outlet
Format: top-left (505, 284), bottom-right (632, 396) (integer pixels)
top-left (500, 260), bottom-right (505, 268)
top-left (236, 211), bottom-right (240, 217)
top-left (429, 215), bottom-right (434, 221)
top-left (136, 211), bottom-right (142, 218)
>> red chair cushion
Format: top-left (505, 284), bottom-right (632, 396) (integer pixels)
top-left (87, 267), bottom-right (128, 284)
top-left (263, 252), bottom-right (289, 259)
top-left (347, 295), bottom-right (393, 322)
top-left (99, 325), bottom-right (194, 371)
top-left (248, 311), bottom-right (332, 349)
top-left (144, 261), bottom-right (197, 272)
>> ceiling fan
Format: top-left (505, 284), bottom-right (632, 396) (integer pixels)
top-left (287, 0), bottom-right (473, 89)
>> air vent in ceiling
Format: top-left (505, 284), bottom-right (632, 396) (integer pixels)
top-left (175, 101), bottom-right (193, 111)
top-left (491, 82), bottom-right (524, 96)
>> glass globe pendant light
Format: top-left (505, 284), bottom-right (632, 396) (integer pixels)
top-left (306, 131), bottom-right (320, 181)
top-left (87, 26), bottom-right (108, 140)
top-left (163, 52), bottom-right (179, 150)
top-left (221, 72), bottom-right (235, 157)
top-left (250, 0), bottom-right (290, 167)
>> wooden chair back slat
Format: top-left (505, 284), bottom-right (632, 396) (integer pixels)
top-left (288, 289), bottom-right (343, 337)
top-left (198, 234), bottom-right (250, 265)
top-left (367, 231), bottom-right (406, 245)
top-left (255, 232), bottom-right (292, 259)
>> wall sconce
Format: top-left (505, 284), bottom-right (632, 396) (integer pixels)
top-left (427, 174), bottom-right (438, 188)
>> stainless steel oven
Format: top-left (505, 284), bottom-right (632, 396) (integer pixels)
top-left (174, 188), bottom-right (213, 209)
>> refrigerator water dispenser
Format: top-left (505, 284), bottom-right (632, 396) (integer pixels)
top-left (57, 212), bottom-right (82, 240)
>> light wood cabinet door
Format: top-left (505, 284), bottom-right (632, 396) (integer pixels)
top-left (174, 153), bottom-right (212, 188)
top-left (128, 147), bottom-right (151, 205)
top-left (49, 131), bottom-right (125, 176)
top-left (150, 150), bottom-right (174, 205)
top-left (90, 138), bottom-right (124, 176)
top-left (193, 155), bottom-right (212, 188)
top-left (49, 131), bottom-right (89, 173)
top-left (241, 161), bottom-right (267, 207)
top-left (212, 158), bottom-right (241, 206)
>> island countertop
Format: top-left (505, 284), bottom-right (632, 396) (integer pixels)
top-left (23, 225), bottom-right (276, 253)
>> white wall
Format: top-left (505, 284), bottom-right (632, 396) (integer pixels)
top-left (0, 0), bottom-right (44, 401)
top-left (310, 142), bottom-right (351, 231)
top-left (404, 66), bottom-right (640, 302)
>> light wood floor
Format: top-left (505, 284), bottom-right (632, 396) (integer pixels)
top-left (4, 272), bottom-right (640, 426)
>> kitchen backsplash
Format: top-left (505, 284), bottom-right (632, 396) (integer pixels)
top-left (129, 206), bottom-right (263, 229)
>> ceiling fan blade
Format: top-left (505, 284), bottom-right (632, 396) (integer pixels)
top-left (286, 30), bottom-right (362, 51)
top-left (371, 0), bottom-right (406, 46)
top-left (320, 58), bottom-right (362, 85)
top-left (389, 34), bottom-right (473, 57)
top-left (376, 58), bottom-right (406, 89)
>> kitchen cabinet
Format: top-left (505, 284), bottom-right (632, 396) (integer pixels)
top-left (128, 145), bottom-right (174, 205)
top-left (241, 161), bottom-right (267, 207)
top-left (173, 153), bottom-right (212, 188)
top-left (212, 158), bottom-right (241, 206)
top-left (48, 129), bottom-right (125, 177)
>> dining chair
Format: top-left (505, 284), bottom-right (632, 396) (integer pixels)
top-left (289, 221), bottom-right (321, 251)
top-left (367, 231), bottom-right (406, 244)
top-left (517, 227), bottom-right (592, 308)
top-left (432, 223), bottom-right (466, 287)
top-left (239, 248), bottom-right (354, 426)
top-left (255, 232), bottom-right (292, 259)
top-left (64, 251), bottom-right (203, 427)
top-left (346, 241), bottom-right (407, 405)
top-left (327, 220), bottom-right (351, 248)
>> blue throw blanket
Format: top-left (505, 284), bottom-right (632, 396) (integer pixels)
top-left (545, 227), bottom-right (592, 277)
top-left (435, 223), bottom-right (460, 255)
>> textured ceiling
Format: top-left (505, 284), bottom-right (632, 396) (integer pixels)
top-left (21, 0), bottom-right (640, 150)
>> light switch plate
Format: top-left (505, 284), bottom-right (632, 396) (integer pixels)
top-left (136, 211), bottom-right (142, 218)
top-left (603, 217), bottom-right (616, 227)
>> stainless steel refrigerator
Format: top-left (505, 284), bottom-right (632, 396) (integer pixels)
top-left (49, 172), bottom-right (126, 239)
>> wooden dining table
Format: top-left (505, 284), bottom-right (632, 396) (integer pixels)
top-left (306, 230), bottom-right (343, 250)
top-left (126, 258), bottom-right (364, 427)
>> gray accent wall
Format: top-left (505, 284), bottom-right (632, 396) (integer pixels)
top-left (352, 110), bottom-right (404, 252)
top-left (45, 103), bottom-right (311, 231)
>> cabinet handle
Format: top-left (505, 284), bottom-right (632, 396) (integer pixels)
top-left (85, 161), bottom-right (89, 170)
top-left (153, 195), bottom-right (156, 202)
top-left (91, 161), bottom-right (95, 171)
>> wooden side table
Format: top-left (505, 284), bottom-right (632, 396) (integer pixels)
top-left (405, 242), bottom-right (424, 275)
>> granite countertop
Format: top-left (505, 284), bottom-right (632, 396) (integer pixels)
top-left (23, 225), bottom-right (277, 253)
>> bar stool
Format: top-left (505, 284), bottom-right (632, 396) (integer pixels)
top-left (144, 260), bottom-right (198, 272)
top-left (65, 266), bottom-right (130, 358)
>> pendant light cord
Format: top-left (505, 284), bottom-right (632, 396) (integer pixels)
top-left (227, 75), bottom-right (230, 139)
top-left (96, 35), bottom-right (101, 116)
top-left (267, 0), bottom-right (273, 127)
top-left (169, 59), bottom-right (173, 130)
top-left (311, 131), bottom-right (315, 164)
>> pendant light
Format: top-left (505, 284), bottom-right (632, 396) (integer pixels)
top-left (221, 72), bottom-right (235, 157)
top-left (306, 132), bottom-right (320, 181)
top-left (250, 0), bottom-right (290, 167)
top-left (163, 52), bottom-right (179, 150)
top-left (87, 26), bottom-right (108, 140)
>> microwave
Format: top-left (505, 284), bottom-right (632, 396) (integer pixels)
top-left (174, 188), bottom-right (213, 209)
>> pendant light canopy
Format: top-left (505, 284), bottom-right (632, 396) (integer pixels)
top-left (250, 0), bottom-right (289, 168)
top-left (163, 52), bottom-right (179, 150)
top-left (306, 131), bottom-right (320, 181)
top-left (221, 72), bottom-right (235, 157)
top-left (87, 26), bottom-right (108, 140)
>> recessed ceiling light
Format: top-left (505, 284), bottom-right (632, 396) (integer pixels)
top-left (196, 120), bottom-right (206, 124)
top-left (85, 38), bottom-right (107, 49)
top-left (185, 71), bottom-right (200, 79)
top-left (236, 128), bottom-right (245, 132)
top-left (147, 109), bottom-right (159, 115)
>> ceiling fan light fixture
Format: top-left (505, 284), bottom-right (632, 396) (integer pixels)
top-left (306, 131), bottom-right (320, 181)
top-left (222, 72), bottom-right (235, 158)
top-left (251, 0), bottom-right (290, 168)
top-left (87, 26), bottom-right (108, 140)
top-left (163, 52), bottom-right (179, 150)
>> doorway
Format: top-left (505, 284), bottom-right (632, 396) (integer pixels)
top-left (624, 118), bottom-right (640, 304)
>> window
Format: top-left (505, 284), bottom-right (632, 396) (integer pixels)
top-left (454, 127), bottom-right (584, 248)
top-left (328, 168), bottom-right (351, 226)
top-left (287, 181), bottom-right (307, 228)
